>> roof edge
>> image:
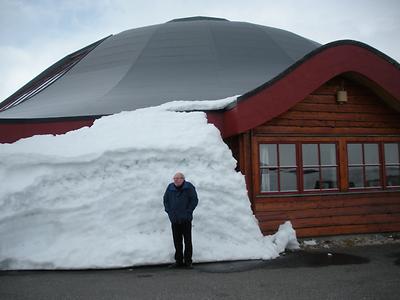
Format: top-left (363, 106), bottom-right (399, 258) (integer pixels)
top-left (0, 35), bottom-right (112, 111)
top-left (220, 40), bottom-right (400, 138)
top-left (236, 40), bottom-right (399, 103)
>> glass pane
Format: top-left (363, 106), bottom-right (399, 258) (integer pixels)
top-left (348, 166), bottom-right (363, 188)
top-left (302, 144), bottom-right (318, 166)
top-left (386, 166), bottom-right (400, 186)
top-left (260, 144), bottom-right (277, 167)
top-left (364, 143), bottom-right (379, 164)
top-left (348, 144), bottom-right (362, 165)
top-left (320, 167), bottom-right (338, 189)
top-left (365, 166), bottom-right (380, 187)
top-left (320, 144), bottom-right (337, 165)
top-left (280, 168), bottom-right (297, 191)
top-left (260, 168), bottom-right (278, 192)
top-left (279, 144), bottom-right (296, 166)
top-left (384, 143), bottom-right (399, 164)
top-left (303, 168), bottom-right (320, 190)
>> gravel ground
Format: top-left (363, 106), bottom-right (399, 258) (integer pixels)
top-left (299, 232), bottom-right (400, 250)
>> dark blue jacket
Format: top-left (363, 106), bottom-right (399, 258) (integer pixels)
top-left (163, 181), bottom-right (198, 224)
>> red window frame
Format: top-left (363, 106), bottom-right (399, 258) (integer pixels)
top-left (347, 142), bottom-right (382, 190)
top-left (347, 141), bottom-right (400, 190)
top-left (258, 141), bottom-right (339, 195)
top-left (254, 137), bottom-right (400, 196)
top-left (259, 143), bottom-right (298, 193)
top-left (300, 143), bottom-right (339, 192)
top-left (384, 142), bottom-right (400, 188)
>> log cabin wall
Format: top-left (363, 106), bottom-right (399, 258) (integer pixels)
top-left (253, 76), bottom-right (400, 136)
top-left (248, 75), bottom-right (400, 237)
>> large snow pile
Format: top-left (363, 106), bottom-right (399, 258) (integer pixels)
top-left (0, 102), bottom-right (298, 270)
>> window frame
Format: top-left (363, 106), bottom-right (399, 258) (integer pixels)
top-left (259, 143), bottom-right (298, 193)
top-left (253, 136), bottom-right (400, 196)
top-left (347, 142), bottom-right (382, 190)
top-left (383, 142), bottom-right (400, 188)
top-left (300, 142), bottom-right (339, 192)
top-left (256, 139), bottom-right (340, 195)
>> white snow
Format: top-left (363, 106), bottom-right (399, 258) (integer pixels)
top-left (303, 240), bottom-right (318, 246)
top-left (0, 102), bottom-right (299, 270)
top-left (159, 95), bottom-right (239, 111)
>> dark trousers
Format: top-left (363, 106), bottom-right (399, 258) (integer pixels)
top-left (171, 221), bottom-right (192, 264)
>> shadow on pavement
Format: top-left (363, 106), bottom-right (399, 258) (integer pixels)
top-left (195, 250), bottom-right (370, 273)
top-left (0, 250), bottom-right (374, 275)
top-left (388, 252), bottom-right (400, 266)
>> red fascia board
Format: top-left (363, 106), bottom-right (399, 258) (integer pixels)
top-left (0, 118), bottom-right (96, 144)
top-left (217, 42), bottom-right (400, 138)
top-left (205, 111), bottom-right (225, 134)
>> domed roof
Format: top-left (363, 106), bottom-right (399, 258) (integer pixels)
top-left (0, 17), bottom-right (320, 119)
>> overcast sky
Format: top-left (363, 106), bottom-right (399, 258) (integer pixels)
top-left (0, 0), bottom-right (399, 102)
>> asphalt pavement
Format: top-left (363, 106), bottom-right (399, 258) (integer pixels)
top-left (1, 243), bottom-right (399, 300)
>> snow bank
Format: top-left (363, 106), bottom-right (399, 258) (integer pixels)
top-left (0, 104), bottom-right (298, 270)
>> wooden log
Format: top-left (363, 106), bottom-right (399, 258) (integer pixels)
top-left (253, 125), bottom-right (400, 135)
top-left (263, 118), bottom-right (400, 129)
top-left (259, 213), bottom-right (400, 232)
top-left (279, 111), bottom-right (400, 122)
top-left (292, 103), bottom-right (393, 114)
top-left (256, 204), bottom-right (400, 221)
top-left (255, 193), bottom-right (400, 211)
top-left (291, 222), bottom-right (400, 237)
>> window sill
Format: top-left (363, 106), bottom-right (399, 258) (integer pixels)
top-left (256, 189), bottom-right (400, 198)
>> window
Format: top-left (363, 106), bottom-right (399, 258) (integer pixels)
top-left (259, 144), bottom-right (297, 192)
top-left (259, 142), bottom-right (337, 194)
top-left (384, 143), bottom-right (400, 187)
top-left (258, 139), bottom-right (400, 195)
top-left (302, 143), bottom-right (338, 191)
top-left (348, 143), bottom-right (380, 188)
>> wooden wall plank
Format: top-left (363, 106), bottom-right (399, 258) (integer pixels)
top-left (256, 204), bottom-right (400, 221)
top-left (255, 192), bottom-right (400, 237)
top-left (254, 75), bottom-right (400, 137)
top-left (260, 213), bottom-right (400, 231)
top-left (255, 193), bottom-right (400, 211)
top-left (253, 126), bottom-right (400, 135)
top-left (293, 223), bottom-right (400, 238)
top-left (293, 103), bottom-right (393, 114)
top-left (268, 111), bottom-right (400, 122)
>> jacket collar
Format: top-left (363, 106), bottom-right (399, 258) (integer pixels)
top-left (169, 181), bottom-right (189, 191)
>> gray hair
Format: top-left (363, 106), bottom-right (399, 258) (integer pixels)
top-left (173, 172), bottom-right (185, 179)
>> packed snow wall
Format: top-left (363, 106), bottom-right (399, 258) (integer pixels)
top-left (0, 106), bottom-right (298, 270)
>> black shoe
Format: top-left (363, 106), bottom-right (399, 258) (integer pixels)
top-left (184, 262), bottom-right (193, 269)
top-left (168, 262), bottom-right (184, 269)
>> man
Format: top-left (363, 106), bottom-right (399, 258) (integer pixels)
top-left (163, 172), bottom-right (198, 268)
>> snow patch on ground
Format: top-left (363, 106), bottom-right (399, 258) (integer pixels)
top-left (0, 105), bottom-right (298, 270)
top-left (303, 240), bottom-right (318, 246)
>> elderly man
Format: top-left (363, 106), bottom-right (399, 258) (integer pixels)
top-left (163, 172), bottom-right (198, 268)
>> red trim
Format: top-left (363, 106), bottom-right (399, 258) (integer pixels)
top-left (0, 119), bottom-right (95, 143)
top-left (207, 42), bottom-right (400, 138)
top-left (205, 111), bottom-right (224, 133)
top-left (1, 42), bottom-right (399, 143)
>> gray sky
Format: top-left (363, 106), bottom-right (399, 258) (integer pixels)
top-left (1, 0), bottom-right (399, 101)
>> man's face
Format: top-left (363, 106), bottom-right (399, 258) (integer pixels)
top-left (173, 174), bottom-right (184, 187)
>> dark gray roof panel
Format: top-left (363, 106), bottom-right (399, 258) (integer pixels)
top-left (0, 17), bottom-right (320, 118)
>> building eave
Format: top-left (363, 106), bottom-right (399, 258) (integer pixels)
top-left (212, 40), bottom-right (400, 138)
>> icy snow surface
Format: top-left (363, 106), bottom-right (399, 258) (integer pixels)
top-left (0, 101), bottom-right (299, 270)
top-left (159, 95), bottom-right (239, 111)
